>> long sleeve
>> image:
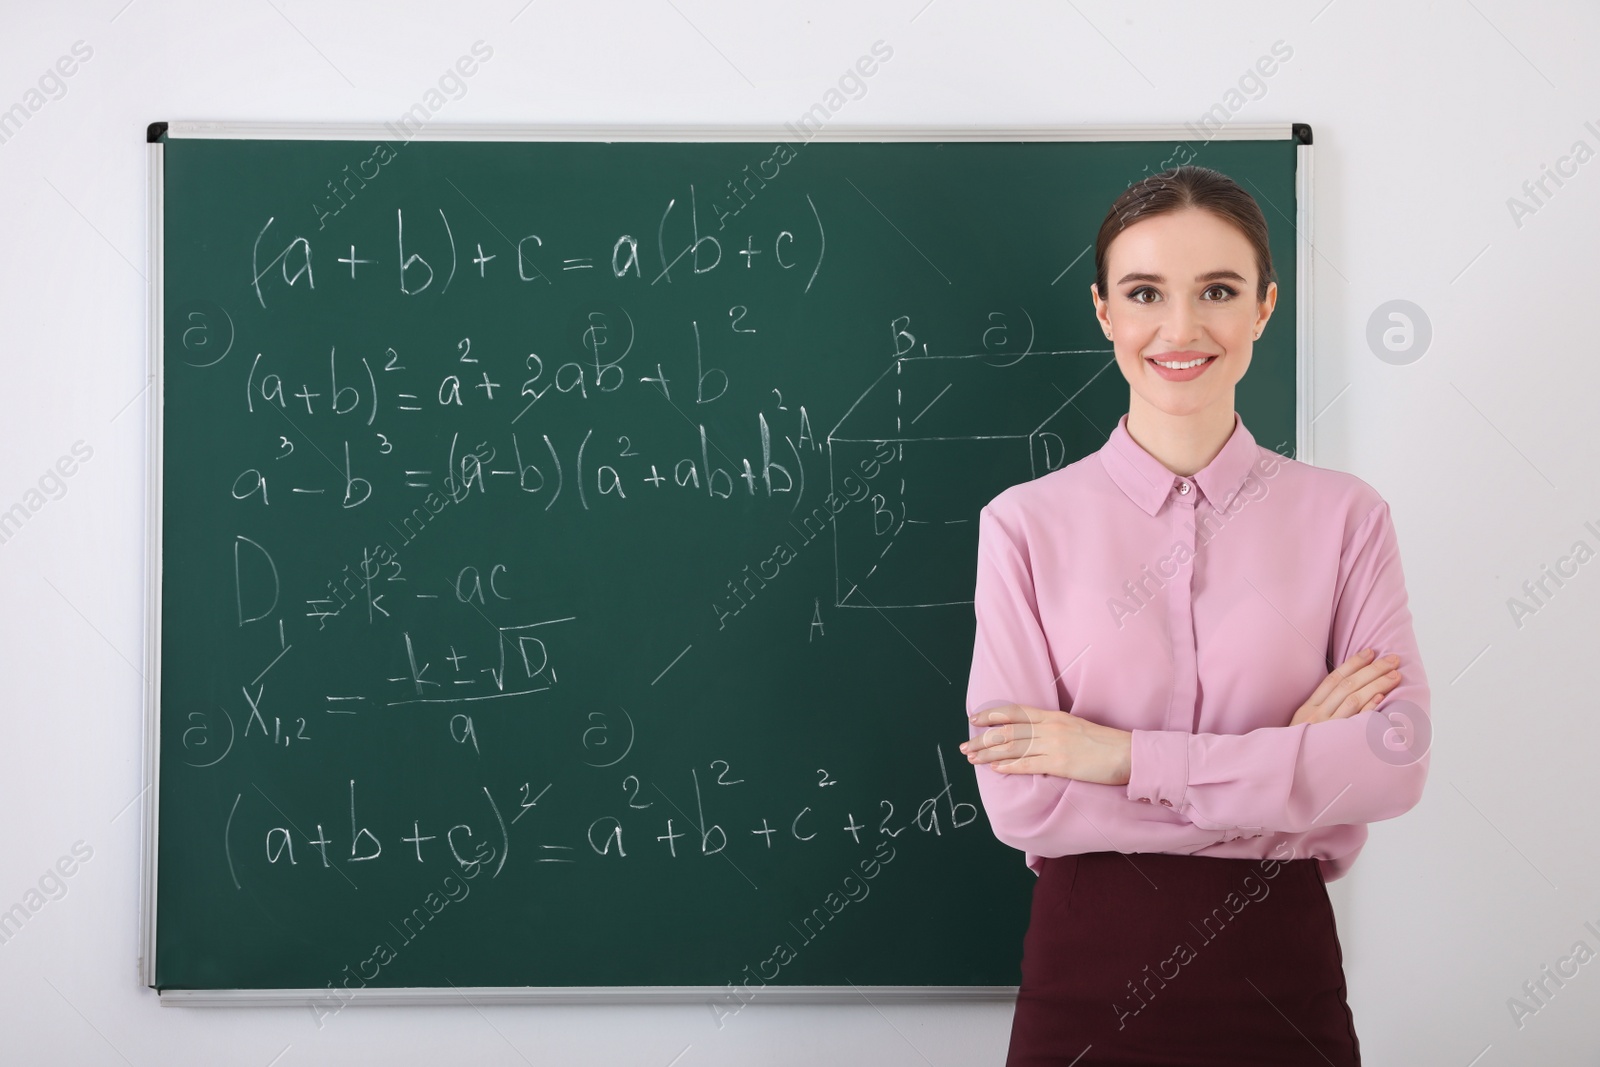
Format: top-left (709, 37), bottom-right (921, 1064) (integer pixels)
top-left (967, 503), bottom-right (1229, 862)
top-left (1123, 499), bottom-right (1432, 834)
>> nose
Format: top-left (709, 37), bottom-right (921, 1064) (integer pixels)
top-left (1159, 300), bottom-right (1203, 346)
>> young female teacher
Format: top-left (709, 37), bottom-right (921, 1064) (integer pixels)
top-left (960, 165), bottom-right (1430, 1067)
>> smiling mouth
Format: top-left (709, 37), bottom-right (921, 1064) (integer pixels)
top-left (1147, 355), bottom-right (1216, 369)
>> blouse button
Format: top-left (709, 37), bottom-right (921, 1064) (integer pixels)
top-left (1137, 797), bottom-right (1150, 803)
top-left (1159, 799), bottom-right (1173, 807)
top-left (1176, 479), bottom-right (1191, 495)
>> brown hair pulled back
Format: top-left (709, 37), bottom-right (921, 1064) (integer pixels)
top-left (1093, 165), bottom-right (1275, 304)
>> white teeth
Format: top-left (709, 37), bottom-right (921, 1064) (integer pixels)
top-left (1151, 356), bottom-right (1214, 370)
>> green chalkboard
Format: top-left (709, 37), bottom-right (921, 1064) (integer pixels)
top-left (147, 125), bottom-right (1304, 996)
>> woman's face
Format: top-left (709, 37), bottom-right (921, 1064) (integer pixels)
top-left (1091, 207), bottom-right (1276, 420)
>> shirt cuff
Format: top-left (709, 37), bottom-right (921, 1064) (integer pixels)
top-left (1125, 729), bottom-right (1190, 809)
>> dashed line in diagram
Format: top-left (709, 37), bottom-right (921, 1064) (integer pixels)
top-left (826, 342), bottom-right (1116, 609)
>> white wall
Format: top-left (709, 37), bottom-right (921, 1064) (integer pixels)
top-left (2, 1), bottom-right (1597, 1063)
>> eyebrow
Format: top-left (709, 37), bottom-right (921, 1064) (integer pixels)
top-left (1115, 269), bottom-right (1249, 286)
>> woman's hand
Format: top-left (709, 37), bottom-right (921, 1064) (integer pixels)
top-left (1289, 648), bottom-right (1402, 727)
top-left (960, 705), bottom-right (1132, 786)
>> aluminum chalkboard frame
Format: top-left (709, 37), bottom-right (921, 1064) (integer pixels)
top-left (141, 119), bottom-right (1313, 1005)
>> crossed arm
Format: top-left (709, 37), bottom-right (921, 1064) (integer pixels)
top-left (962, 501), bottom-right (1431, 850)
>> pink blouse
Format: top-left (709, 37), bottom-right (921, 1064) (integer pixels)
top-left (965, 412), bottom-right (1430, 882)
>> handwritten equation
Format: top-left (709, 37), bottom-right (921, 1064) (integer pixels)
top-left (162, 152), bottom-right (1065, 935)
top-left (224, 744), bottom-right (977, 890)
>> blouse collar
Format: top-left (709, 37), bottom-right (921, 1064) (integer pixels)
top-left (1098, 411), bottom-right (1261, 516)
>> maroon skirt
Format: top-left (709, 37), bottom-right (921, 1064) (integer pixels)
top-left (1006, 851), bottom-right (1360, 1067)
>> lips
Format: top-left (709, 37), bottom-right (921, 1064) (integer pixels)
top-left (1144, 351), bottom-right (1219, 382)
top-left (1146, 352), bottom-right (1216, 368)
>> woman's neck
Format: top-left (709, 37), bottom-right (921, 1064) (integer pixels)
top-left (1124, 399), bottom-right (1238, 479)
